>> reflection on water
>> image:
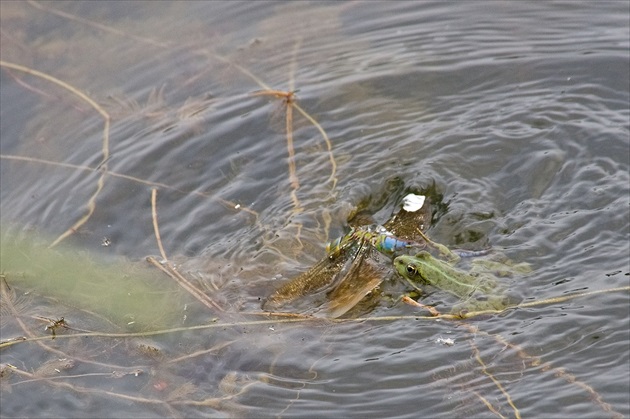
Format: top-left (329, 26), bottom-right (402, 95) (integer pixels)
top-left (1, 1), bottom-right (628, 417)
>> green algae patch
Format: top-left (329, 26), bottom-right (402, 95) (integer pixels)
top-left (0, 232), bottom-right (187, 331)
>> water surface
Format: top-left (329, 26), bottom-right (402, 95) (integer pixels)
top-left (1, 1), bottom-right (628, 418)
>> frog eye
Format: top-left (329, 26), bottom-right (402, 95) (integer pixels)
top-left (405, 264), bottom-right (417, 276)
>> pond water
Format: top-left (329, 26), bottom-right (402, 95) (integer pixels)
top-left (1, 1), bottom-right (628, 418)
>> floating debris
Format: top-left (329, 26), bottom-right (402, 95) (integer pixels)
top-left (436, 336), bottom-right (455, 346)
top-left (402, 194), bottom-right (426, 212)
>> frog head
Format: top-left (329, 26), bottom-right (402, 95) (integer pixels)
top-left (394, 251), bottom-right (480, 299)
top-left (394, 251), bottom-right (442, 286)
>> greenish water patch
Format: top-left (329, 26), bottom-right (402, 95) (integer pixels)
top-left (0, 231), bottom-right (186, 331)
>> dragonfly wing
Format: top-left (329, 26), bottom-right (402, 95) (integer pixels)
top-left (262, 248), bottom-right (352, 312)
top-left (320, 245), bottom-right (386, 318)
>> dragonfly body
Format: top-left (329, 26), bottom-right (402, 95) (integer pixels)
top-left (325, 227), bottom-right (418, 257)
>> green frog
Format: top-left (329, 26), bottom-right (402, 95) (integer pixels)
top-left (393, 250), bottom-right (531, 316)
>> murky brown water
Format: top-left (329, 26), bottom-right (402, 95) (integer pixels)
top-left (1, 1), bottom-right (629, 417)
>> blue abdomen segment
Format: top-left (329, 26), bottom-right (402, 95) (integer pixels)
top-left (374, 235), bottom-right (414, 254)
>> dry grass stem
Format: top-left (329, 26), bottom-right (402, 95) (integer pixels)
top-left (0, 60), bottom-right (111, 248)
top-left (27, 0), bottom-right (170, 48)
top-left (151, 188), bottom-right (169, 262)
top-left (469, 339), bottom-right (521, 419)
top-left (147, 189), bottom-right (224, 312)
top-left (146, 256), bottom-right (223, 313)
top-left (0, 154), bottom-right (260, 220)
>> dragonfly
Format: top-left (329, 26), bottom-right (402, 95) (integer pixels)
top-left (263, 194), bottom-right (433, 318)
top-left (325, 226), bottom-right (419, 257)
